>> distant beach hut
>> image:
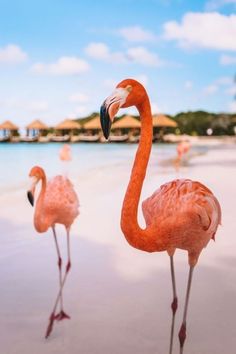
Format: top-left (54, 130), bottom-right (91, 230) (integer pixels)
top-left (113, 115), bottom-right (141, 129)
top-left (78, 115), bottom-right (101, 142)
top-left (153, 114), bottom-right (177, 128)
top-left (112, 115), bottom-right (141, 142)
top-left (52, 119), bottom-right (81, 142)
top-left (152, 114), bottom-right (177, 141)
top-left (83, 115), bottom-right (101, 130)
top-left (0, 120), bottom-right (19, 141)
top-left (26, 119), bottom-right (49, 137)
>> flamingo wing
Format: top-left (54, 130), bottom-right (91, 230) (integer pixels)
top-left (44, 176), bottom-right (79, 226)
top-left (142, 179), bottom-right (221, 240)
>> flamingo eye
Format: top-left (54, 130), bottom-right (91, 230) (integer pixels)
top-left (126, 85), bottom-right (132, 92)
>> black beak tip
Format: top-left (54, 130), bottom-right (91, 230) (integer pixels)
top-left (27, 191), bottom-right (34, 206)
top-left (100, 104), bottom-right (111, 139)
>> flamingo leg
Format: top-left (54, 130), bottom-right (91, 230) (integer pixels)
top-left (52, 226), bottom-right (64, 314)
top-left (45, 228), bottom-right (71, 338)
top-left (169, 255), bottom-right (178, 354)
top-left (178, 266), bottom-right (194, 354)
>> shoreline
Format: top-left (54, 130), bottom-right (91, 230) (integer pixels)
top-left (0, 135), bottom-right (235, 145)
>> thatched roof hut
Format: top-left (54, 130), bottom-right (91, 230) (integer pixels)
top-left (152, 114), bottom-right (177, 128)
top-left (0, 120), bottom-right (19, 137)
top-left (25, 119), bottom-right (49, 137)
top-left (0, 120), bottom-right (19, 131)
top-left (26, 119), bottom-right (49, 130)
top-left (112, 115), bottom-right (141, 129)
top-left (55, 119), bottom-right (81, 130)
top-left (83, 116), bottom-right (101, 130)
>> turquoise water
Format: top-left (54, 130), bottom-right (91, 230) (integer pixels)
top-left (0, 142), bottom-right (179, 191)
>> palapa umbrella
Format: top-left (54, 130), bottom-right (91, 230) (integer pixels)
top-left (83, 116), bottom-right (101, 130)
top-left (0, 120), bottom-right (19, 130)
top-left (0, 120), bottom-right (19, 137)
top-left (152, 114), bottom-right (177, 128)
top-left (112, 115), bottom-right (141, 129)
top-left (26, 119), bottom-right (49, 130)
top-left (54, 119), bottom-right (81, 138)
top-left (26, 119), bottom-right (49, 137)
top-left (152, 114), bottom-right (177, 142)
top-left (55, 119), bottom-right (81, 130)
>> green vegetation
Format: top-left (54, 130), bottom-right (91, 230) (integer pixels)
top-left (171, 111), bottom-right (236, 136)
top-left (77, 111), bottom-right (236, 136)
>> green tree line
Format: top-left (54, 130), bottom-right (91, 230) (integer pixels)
top-left (170, 111), bottom-right (236, 136)
top-left (78, 111), bottom-right (236, 136)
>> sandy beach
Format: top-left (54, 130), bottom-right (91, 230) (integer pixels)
top-left (0, 142), bottom-right (236, 354)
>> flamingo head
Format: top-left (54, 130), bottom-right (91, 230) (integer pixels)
top-left (100, 78), bottom-right (146, 139)
top-left (27, 166), bottom-right (46, 206)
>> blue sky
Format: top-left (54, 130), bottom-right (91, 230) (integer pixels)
top-left (0, 0), bottom-right (236, 127)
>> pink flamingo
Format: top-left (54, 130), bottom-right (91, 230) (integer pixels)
top-left (100, 79), bottom-right (221, 354)
top-left (175, 141), bottom-right (191, 170)
top-left (177, 141), bottom-right (190, 159)
top-left (27, 166), bottom-right (79, 338)
top-left (59, 144), bottom-right (72, 161)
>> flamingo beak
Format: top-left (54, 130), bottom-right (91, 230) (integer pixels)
top-left (100, 87), bottom-right (130, 139)
top-left (100, 102), bottom-right (112, 139)
top-left (27, 191), bottom-right (34, 206)
top-left (27, 177), bottom-right (37, 207)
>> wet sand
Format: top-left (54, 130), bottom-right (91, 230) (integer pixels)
top-left (0, 143), bottom-right (236, 354)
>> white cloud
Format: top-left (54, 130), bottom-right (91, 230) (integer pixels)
top-left (85, 42), bottom-right (126, 63)
top-left (1, 98), bottom-right (48, 113)
top-left (118, 26), bottom-right (156, 42)
top-left (85, 42), bottom-right (165, 67)
top-left (215, 76), bottom-right (232, 85)
top-left (127, 46), bottom-right (164, 66)
top-left (228, 101), bottom-right (236, 112)
top-left (85, 42), bottom-right (110, 60)
top-left (225, 86), bottom-right (236, 95)
top-left (27, 100), bottom-right (48, 113)
top-left (184, 80), bottom-right (193, 89)
top-left (202, 76), bottom-right (234, 97)
top-left (203, 84), bottom-right (219, 95)
top-left (0, 44), bottom-right (28, 64)
top-left (68, 105), bottom-right (90, 118)
top-left (69, 92), bottom-right (89, 103)
top-left (220, 54), bottom-right (236, 65)
top-left (205, 0), bottom-right (236, 10)
top-left (103, 78), bottom-right (118, 89)
top-left (163, 12), bottom-right (236, 51)
top-left (31, 56), bottom-right (90, 75)
top-left (133, 74), bottom-right (149, 86)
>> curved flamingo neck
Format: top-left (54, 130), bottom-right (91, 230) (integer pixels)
top-left (34, 175), bottom-right (48, 232)
top-left (120, 96), bottom-right (154, 250)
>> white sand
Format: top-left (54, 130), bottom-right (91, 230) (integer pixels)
top-left (0, 143), bottom-right (236, 354)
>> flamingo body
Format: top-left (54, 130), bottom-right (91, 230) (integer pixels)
top-left (177, 141), bottom-right (190, 159)
top-left (34, 175), bottom-right (79, 233)
top-left (59, 144), bottom-right (72, 161)
top-left (142, 179), bottom-right (221, 265)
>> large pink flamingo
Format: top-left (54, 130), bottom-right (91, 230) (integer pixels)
top-left (27, 166), bottom-right (79, 338)
top-left (100, 79), bottom-right (221, 354)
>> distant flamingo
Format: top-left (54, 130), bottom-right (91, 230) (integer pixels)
top-left (59, 144), bottom-right (72, 161)
top-left (175, 141), bottom-right (191, 170)
top-left (100, 79), bottom-right (221, 354)
top-left (27, 166), bottom-right (79, 338)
